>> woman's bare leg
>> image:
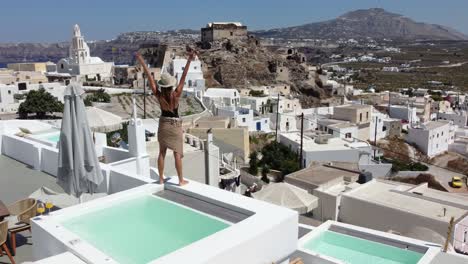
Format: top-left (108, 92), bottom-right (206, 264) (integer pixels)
top-left (174, 152), bottom-right (188, 186)
top-left (157, 147), bottom-right (167, 184)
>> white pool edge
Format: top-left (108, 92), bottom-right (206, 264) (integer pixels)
top-left (297, 220), bottom-right (440, 264)
top-left (32, 179), bottom-right (298, 264)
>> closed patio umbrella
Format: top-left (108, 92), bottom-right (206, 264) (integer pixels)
top-left (252, 182), bottom-right (318, 214)
top-left (86, 106), bottom-right (123, 133)
top-left (57, 83), bottom-right (104, 201)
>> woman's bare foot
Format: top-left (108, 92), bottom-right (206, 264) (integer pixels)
top-left (178, 180), bottom-right (189, 186)
top-left (159, 177), bottom-right (165, 184)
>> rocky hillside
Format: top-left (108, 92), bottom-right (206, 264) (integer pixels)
top-left (192, 38), bottom-right (330, 107)
top-left (255, 8), bottom-right (468, 41)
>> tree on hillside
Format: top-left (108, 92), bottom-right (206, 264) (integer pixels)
top-left (249, 151), bottom-right (259, 175)
top-left (84, 89), bottom-right (111, 106)
top-left (18, 88), bottom-right (63, 119)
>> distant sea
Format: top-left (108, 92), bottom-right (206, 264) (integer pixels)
top-left (0, 63), bottom-right (7, 68)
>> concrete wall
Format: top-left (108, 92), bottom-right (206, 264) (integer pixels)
top-left (41, 147), bottom-right (59, 176)
top-left (359, 163), bottom-right (392, 178)
top-left (107, 168), bottom-right (153, 194)
top-left (1, 134), bottom-right (41, 169)
top-left (407, 123), bottom-right (450, 157)
top-left (188, 127), bottom-right (249, 162)
top-left (339, 195), bottom-right (449, 241)
top-left (438, 112), bottom-right (467, 127)
top-left (333, 106), bottom-right (371, 124)
top-left (103, 146), bottom-right (131, 163)
top-left (454, 216), bottom-right (468, 254)
top-left (313, 189), bottom-right (340, 222)
top-left (196, 119), bottom-right (229, 129)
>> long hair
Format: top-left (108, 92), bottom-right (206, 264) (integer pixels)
top-left (159, 86), bottom-right (174, 112)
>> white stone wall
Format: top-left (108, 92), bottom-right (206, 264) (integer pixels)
top-left (438, 112), bottom-right (467, 127)
top-left (407, 123), bottom-right (450, 157)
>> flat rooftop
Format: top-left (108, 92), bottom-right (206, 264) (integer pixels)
top-left (281, 133), bottom-right (356, 152)
top-left (196, 116), bottom-right (230, 122)
top-left (423, 120), bottom-right (451, 130)
top-left (285, 162), bottom-right (360, 190)
top-left (344, 180), bottom-right (468, 222)
top-left (329, 122), bottom-right (357, 129)
top-left (335, 104), bottom-right (372, 110)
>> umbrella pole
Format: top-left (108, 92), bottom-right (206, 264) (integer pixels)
top-left (79, 194), bottom-right (83, 204)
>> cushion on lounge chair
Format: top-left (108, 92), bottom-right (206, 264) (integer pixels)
top-left (6, 215), bottom-right (28, 230)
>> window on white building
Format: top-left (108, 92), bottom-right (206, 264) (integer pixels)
top-left (242, 118), bottom-right (246, 122)
top-left (359, 113), bottom-right (363, 122)
top-left (345, 133), bottom-right (352, 138)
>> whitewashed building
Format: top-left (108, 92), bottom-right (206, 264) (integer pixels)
top-left (389, 105), bottom-right (419, 124)
top-left (406, 121), bottom-right (453, 157)
top-left (170, 56), bottom-right (205, 98)
top-left (437, 111), bottom-right (467, 127)
top-left (203, 88), bottom-right (240, 109)
top-left (269, 112), bottom-right (298, 132)
top-left (216, 106), bottom-right (270, 132)
top-left (279, 132), bottom-right (373, 168)
top-left (57, 25), bottom-right (114, 82)
top-left (239, 96), bottom-right (270, 115)
top-left (370, 109), bottom-right (389, 141)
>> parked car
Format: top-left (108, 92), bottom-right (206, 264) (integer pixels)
top-left (451, 176), bottom-right (463, 188)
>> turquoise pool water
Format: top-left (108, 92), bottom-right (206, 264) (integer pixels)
top-left (44, 134), bottom-right (60, 143)
top-left (303, 230), bottom-right (424, 264)
top-left (62, 195), bottom-right (230, 264)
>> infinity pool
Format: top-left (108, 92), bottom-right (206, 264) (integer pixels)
top-left (62, 195), bottom-right (230, 264)
top-left (43, 134), bottom-right (60, 143)
top-left (303, 230), bottom-right (424, 264)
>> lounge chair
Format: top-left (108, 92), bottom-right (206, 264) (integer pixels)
top-left (6, 198), bottom-right (37, 255)
top-left (0, 220), bottom-right (16, 264)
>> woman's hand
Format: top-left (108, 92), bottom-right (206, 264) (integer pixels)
top-left (186, 48), bottom-right (199, 61)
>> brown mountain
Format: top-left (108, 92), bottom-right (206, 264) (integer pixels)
top-left (255, 8), bottom-right (468, 41)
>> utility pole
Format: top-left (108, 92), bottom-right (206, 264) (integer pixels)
top-left (143, 72), bottom-right (147, 119)
top-left (373, 116), bottom-right (378, 159)
top-left (275, 93), bottom-right (280, 142)
top-left (299, 113), bottom-right (304, 169)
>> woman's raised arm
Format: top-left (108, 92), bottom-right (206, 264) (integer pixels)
top-left (135, 53), bottom-right (159, 97)
top-left (174, 50), bottom-right (197, 97)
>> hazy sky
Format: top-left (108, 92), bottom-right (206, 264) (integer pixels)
top-left (1, 0), bottom-right (467, 42)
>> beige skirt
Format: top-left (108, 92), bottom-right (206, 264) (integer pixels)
top-left (158, 117), bottom-right (183, 157)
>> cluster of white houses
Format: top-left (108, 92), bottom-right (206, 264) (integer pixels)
top-left (2, 22), bottom-right (468, 263)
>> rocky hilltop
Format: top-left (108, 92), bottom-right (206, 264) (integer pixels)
top-left (255, 8), bottom-right (468, 41)
top-left (193, 38), bottom-right (330, 107)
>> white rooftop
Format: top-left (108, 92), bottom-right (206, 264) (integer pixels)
top-left (204, 88), bottom-right (238, 98)
top-left (281, 132), bottom-right (363, 152)
top-left (343, 180), bottom-right (468, 222)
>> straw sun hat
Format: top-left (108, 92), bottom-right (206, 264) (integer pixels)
top-left (157, 73), bottom-right (177, 88)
